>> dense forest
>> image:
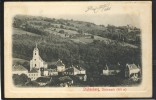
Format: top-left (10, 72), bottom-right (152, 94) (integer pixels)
top-left (12, 15), bottom-right (141, 78)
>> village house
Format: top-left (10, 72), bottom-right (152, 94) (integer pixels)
top-left (102, 64), bottom-right (121, 76)
top-left (12, 65), bottom-right (28, 75)
top-left (63, 65), bottom-right (87, 81)
top-left (39, 67), bottom-right (49, 77)
top-left (48, 68), bottom-right (58, 76)
top-left (64, 66), bottom-right (80, 75)
top-left (28, 68), bottom-right (40, 81)
top-left (44, 68), bottom-right (49, 76)
top-left (56, 59), bottom-right (66, 72)
top-left (125, 64), bottom-right (141, 78)
top-left (63, 65), bottom-right (86, 75)
top-left (76, 66), bottom-right (86, 74)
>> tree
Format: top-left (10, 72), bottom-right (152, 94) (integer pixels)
top-left (77, 30), bottom-right (83, 34)
top-left (86, 23), bottom-right (91, 27)
top-left (59, 30), bottom-right (64, 34)
top-left (60, 25), bottom-right (64, 29)
top-left (13, 74), bottom-right (29, 86)
top-left (91, 35), bottom-right (94, 39)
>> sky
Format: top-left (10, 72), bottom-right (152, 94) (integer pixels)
top-left (13, 2), bottom-right (141, 28)
top-left (28, 13), bottom-right (140, 28)
top-left (45, 14), bottom-right (140, 28)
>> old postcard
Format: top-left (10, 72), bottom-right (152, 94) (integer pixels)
top-left (4, 1), bottom-right (152, 98)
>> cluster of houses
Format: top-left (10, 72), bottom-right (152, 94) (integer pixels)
top-left (12, 44), bottom-right (87, 86)
top-left (12, 44), bottom-right (141, 86)
top-left (102, 63), bottom-right (141, 81)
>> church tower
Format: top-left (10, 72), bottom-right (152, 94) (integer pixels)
top-left (30, 43), bottom-right (47, 71)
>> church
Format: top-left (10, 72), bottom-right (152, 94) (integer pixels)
top-left (30, 44), bottom-right (47, 71)
top-left (27, 44), bottom-right (48, 80)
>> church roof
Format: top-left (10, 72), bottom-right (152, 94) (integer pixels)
top-left (56, 59), bottom-right (64, 66)
top-left (12, 65), bottom-right (28, 71)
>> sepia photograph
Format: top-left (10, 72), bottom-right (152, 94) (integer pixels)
top-left (12, 14), bottom-right (141, 87)
top-left (4, 1), bottom-right (152, 98)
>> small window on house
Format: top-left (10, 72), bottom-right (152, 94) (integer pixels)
top-left (35, 53), bottom-right (36, 55)
top-left (35, 64), bottom-right (36, 67)
top-left (34, 59), bottom-right (36, 61)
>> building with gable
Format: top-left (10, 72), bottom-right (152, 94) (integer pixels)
top-left (56, 59), bottom-right (65, 72)
top-left (64, 66), bottom-right (80, 75)
top-left (76, 66), bottom-right (86, 74)
top-left (48, 68), bottom-right (58, 76)
top-left (125, 63), bottom-right (141, 78)
top-left (102, 64), bottom-right (121, 76)
top-left (28, 68), bottom-right (40, 81)
top-left (30, 44), bottom-right (47, 71)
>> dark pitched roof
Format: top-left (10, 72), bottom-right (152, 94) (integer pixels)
top-left (29, 68), bottom-right (38, 73)
top-left (126, 64), bottom-right (139, 70)
top-left (56, 59), bottom-right (64, 66)
top-left (12, 65), bottom-right (28, 71)
top-left (76, 66), bottom-right (85, 71)
top-left (36, 77), bottom-right (51, 83)
top-left (65, 67), bottom-right (80, 72)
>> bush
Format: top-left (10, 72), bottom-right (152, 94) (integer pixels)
top-left (59, 30), bottom-right (64, 34)
top-left (99, 75), bottom-right (123, 86)
top-left (13, 74), bottom-right (29, 86)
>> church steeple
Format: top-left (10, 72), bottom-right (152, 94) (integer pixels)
top-left (30, 42), bottom-right (47, 71)
top-left (35, 42), bottom-right (38, 49)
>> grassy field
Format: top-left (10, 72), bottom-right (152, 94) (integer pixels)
top-left (13, 28), bottom-right (39, 36)
top-left (13, 58), bottom-right (29, 65)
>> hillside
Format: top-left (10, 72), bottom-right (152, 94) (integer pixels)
top-left (13, 15), bottom-right (140, 45)
top-left (12, 15), bottom-right (141, 76)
